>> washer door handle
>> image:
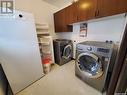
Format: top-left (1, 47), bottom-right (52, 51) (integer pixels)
top-left (63, 44), bottom-right (72, 59)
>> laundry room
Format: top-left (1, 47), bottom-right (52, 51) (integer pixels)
top-left (0, 0), bottom-right (127, 95)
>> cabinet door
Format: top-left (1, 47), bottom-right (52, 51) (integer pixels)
top-left (77, 0), bottom-right (98, 22)
top-left (54, 9), bottom-right (72, 32)
top-left (97, 0), bottom-right (127, 18)
top-left (54, 10), bottom-right (66, 32)
top-left (65, 3), bottom-right (78, 24)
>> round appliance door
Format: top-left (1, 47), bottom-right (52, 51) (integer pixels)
top-left (77, 53), bottom-right (103, 78)
top-left (62, 44), bottom-right (72, 59)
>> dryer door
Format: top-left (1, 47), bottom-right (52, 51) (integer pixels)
top-left (62, 44), bottom-right (72, 59)
top-left (77, 53), bottom-right (103, 78)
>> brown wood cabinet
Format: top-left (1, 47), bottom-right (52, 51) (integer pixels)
top-left (54, 0), bottom-right (127, 32)
top-left (54, 10), bottom-right (72, 32)
top-left (65, 3), bottom-right (78, 24)
top-left (54, 9), bottom-right (66, 32)
top-left (77, 0), bottom-right (98, 22)
top-left (97, 0), bottom-right (127, 18)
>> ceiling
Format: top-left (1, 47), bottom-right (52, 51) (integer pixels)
top-left (42, 0), bottom-right (72, 8)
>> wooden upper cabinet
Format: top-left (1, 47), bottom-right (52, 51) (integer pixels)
top-left (54, 9), bottom-right (72, 32)
top-left (77, 0), bottom-right (98, 22)
top-left (97, 0), bottom-right (127, 18)
top-left (54, 0), bottom-right (127, 32)
top-left (54, 10), bottom-right (65, 32)
top-left (117, 0), bottom-right (127, 13)
top-left (65, 3), bottom-right (78, 24)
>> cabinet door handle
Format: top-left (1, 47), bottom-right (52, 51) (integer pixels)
top-left (77, 15), bottom-right (78, 21)
top-left (97, 10), bottom-right (99, 16)
top-left (95, 11), bottom-right (97, 17)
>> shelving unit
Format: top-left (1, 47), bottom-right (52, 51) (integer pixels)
top-left (38, 41), bottom-right (50, 45)
top-left (38, 36), bottom-right (54, 64)
top-left (36, 23), bottom-right (49, 35)
top-left (35, 23), bottom-right (54, 65)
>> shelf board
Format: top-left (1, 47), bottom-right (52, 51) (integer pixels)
top-left (38, 42), bottom-right (50, 45)
top-left (42, 51), bottom-right (51, 54)
top-left (35, 23), bottom-right (49, 30)
top-left (37, 32), bottom-right (49, 35)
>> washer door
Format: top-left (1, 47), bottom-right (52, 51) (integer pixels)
top-left (77, 53), bottom-right (103, 78)
top-left (62, 44), bottom-right (72, 59)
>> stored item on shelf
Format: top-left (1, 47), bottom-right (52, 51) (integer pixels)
top-left (37, 35), bottom-right (54, 64)
top-left (42, 58), bottom-right (51, 74)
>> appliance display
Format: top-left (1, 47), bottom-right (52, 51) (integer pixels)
top-left (0, 10), bottom-right (44, 94)
top-left (97, 48), bottom-right (110, 53)
top-left (53, 39), bottom-right (73, 66)
top-left (75, 41), bottom-right (117, 92)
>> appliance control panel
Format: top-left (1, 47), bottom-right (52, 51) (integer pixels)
top-left (97, 48), bottom-right (110, 53)
top-left (76, 43), bottom-right (112, 58)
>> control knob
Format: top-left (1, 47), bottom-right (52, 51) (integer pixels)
top-left (87, 47), bottom-right (92, 51)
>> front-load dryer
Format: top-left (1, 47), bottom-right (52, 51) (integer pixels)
top-left (75, 41), bottom-right (117, 92)
top-left (53, 39), bottom-right (73, 66)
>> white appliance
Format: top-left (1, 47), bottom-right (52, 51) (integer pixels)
top-left (0, 11), bottom-right (44, 94)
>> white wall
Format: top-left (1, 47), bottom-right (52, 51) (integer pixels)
top-left (14, 1), bottom-right (127, 58)
top-left (15, 0), bottom-right (59, 36)
top-left (55, 14), bottom-right (127, 58)
top-left (56, 14), bottom-right (126, 43)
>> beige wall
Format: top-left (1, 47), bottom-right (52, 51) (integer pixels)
top-left (42, 0), bottom-right (71, 8)
top-left (15, 0), bottom-right (59, 36)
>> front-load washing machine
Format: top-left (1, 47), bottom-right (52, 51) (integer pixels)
top-left (75, 41), bottom-right (117, 92)
top-left (53, 39), bottom-right (73, 66)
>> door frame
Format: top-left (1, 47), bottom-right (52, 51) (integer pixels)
top-left (107, 24), bottom-right (127, 95)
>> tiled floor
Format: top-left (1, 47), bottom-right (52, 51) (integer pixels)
top-left (16, 61), bottom-right (102, 95)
